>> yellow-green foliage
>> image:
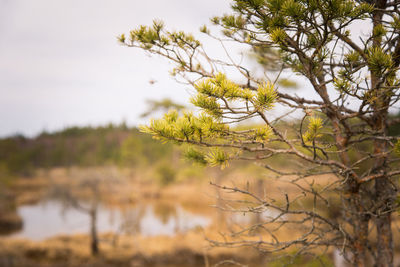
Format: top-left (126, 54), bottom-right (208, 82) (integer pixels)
top-left (190, 94), bottom-right (222, 118)
top-left (345, 51), bottom-right (361, 64)
top-left (254, 125), bottom-right (273, 142)
top-left (373, 24), bottom-right (387, 38)
top-left (192, 73), bottom-right (254, 102)
top-left (367, 47), bottom-right (393, 75)
top-left (140, 74), bottom-right (278, 145)
top-left (303, 116), bottom-right (323, 143)
top-left (140, 110), bottom-right (228, 143)
top-left (333, 77), bottom-right (351, 92)
top-left (254, 82), bottom-right (278, 110)
top-left (140, 73), bottom-right (278, 168)
top-left (205, 148), bottom-right (230, 169)
top-left (270, 28), bottom-right (287, 45)
top-left (119, 20), bottom-right (200, 50)
top-left (191, 73), bottom-right (277, 112)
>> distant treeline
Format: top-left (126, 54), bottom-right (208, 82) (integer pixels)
top-left (1, 112), bottom-right (399, 177)
top-left (0, 124), bottom-right (173, 176)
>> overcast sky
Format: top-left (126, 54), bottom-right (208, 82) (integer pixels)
top-left (0, 0), bottom-right (232, 137)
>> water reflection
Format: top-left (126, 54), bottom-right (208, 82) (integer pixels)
top-left (119, 204), bottom-right (211, 237)
top-left (7, 200), bottom-right (211, 241)
top-left (141, 205), bottom-right (210, 236)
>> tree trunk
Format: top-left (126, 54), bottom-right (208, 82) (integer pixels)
top-left (90, 208), bottom-right (99, 256)
top-left (352, 214), bottom-right (370, 267)
top-left (346, 182), bottom-right (371, 267)
top-left (374, 177), bottom-right (395, 267)
top-left (369, 1), bottom-right (393, 262)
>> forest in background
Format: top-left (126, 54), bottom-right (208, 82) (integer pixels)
top-left (1, 111), bottom-right (399, 177)
top-left (0, 123), bottom-right (174, 177)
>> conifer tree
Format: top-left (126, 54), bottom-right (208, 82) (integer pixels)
top-left (120, 1), bottom-right (400, 266)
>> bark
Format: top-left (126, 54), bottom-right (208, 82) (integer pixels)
top-left (375, 177), bottom-right (394, 267)
top-left (353, 217), bottom-right (370, 267)
top-left (90, 208), bottom-right (99, 256)
top-left (369, 1), bottom-right (394, 265)
top-left (346, 182), bottom-right (371, 267)
top-left (368, 110), bottom-right (394, 267)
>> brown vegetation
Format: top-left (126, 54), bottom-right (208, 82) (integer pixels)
top-left (0, 166), bottom-right (339, 266)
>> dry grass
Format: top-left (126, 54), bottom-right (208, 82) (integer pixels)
top-left (0, 167), bottom-right (362, 266)
top-left (0, 231), bottom-right (262, 267)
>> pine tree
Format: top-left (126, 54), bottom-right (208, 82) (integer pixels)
top-left (120, 1), bottom-right (400, 266)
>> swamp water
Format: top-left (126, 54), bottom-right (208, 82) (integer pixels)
top-left (0, 201), bottom-right (346, 267)
top-left (5, 200), bottom-right (211, 240)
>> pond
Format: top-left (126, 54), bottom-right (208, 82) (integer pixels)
top-left (5, 200), bottom-right (211, 241)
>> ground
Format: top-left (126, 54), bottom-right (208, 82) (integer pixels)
top-left (0, 167), bottom-right (351, 266)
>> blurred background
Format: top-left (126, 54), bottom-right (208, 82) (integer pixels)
top-left (0, 1), bottom-right (280, 266)
top-left (2, 1), bottom-right (382, 266)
